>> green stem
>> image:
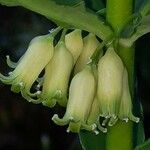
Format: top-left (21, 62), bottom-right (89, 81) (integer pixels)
top-left (106, 0), bottom-right (135, 150)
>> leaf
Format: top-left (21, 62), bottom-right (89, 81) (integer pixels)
top-left (51, 0), bottom-right (82, 6)
top-left (0, 0), bottom-right (113, 40)
top-left (138, 0), bottom-right (150, 16)
top-left (79, 130), bottom-right (106, 150)
top-left (84, 0), bottom-right (105, 11)
top-left (120, 15), bottom-right (150, 47)
top-left (0, 0), bottom-right (19, 6)
top-left (135, 139), bottom-right (150, 150)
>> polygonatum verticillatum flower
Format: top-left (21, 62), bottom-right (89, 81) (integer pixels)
top-left (39, 40), bottom-right (74, 108)
top-left (52, 65), bottom-right (97, 133)
top-left (0, 34), bottom-right (54, 102)
top-left (0, 27), bottom-right (139, 134)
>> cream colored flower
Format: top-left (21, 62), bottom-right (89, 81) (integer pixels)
top-left (40, 40), bottom-right (74, 107)
top-left (0, 34), bottom-right (54, 103)
top-left (97, 47), bottom-right (124, 120)
top-left (52, 65), bottom-right (96, 133)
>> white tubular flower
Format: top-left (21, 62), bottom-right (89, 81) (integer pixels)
top-left (97, 47), bottom-right (124, 121)
top-left (74, 33), bottom-right (101, 74)
top-left (65, 29), bottom-right (83, 64)
top-left (52, 65), bottom-right (96, 133)
top-left (0, 34), bottom-right (54, 102)
top-left (40, 41), bottom-right (74, 108)
top-left (118, 68), bottom-right (139, 123)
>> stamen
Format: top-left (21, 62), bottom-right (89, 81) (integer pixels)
top-left (49, 28), bottom-right (55, 33)
top-left (86, 57), bottom-right (92, 64)
top-left (66, 128), bottom-right (70, 133)
top-left (8, 72), bottom-right (13, 75)
top-left (102, 118), bottom-right (109, 126)
top-left (19, 82), bottom-right (24, 87)
top-left (123, 118), bottom-right (129, 123)
top-left (91, 124), bottom-right (97, 130)
top-left (94, 130), bottom-right (99, 135)
top-left (36, 91), bottom-right (41, 95)
top-left (69, 116), bottom-right (74, 121)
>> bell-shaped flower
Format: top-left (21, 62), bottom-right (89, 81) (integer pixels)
top-left (0, 34), bottom-right (54, 102)
top-left (52, 65), bottom-right (96, 133)
top-left (74, 33), bottom-right (100, 74)
top-left (118, 68), bottom-right (139, 123)
top-left (97, 47), bottom-right (124, 121)
top-left (39, 40), bottom-right (74, 108)
top-left (65, 29), bottom-right (83, 64)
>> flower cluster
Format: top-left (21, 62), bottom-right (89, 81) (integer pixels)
top-left (0, 28), bottom-right (139, 134)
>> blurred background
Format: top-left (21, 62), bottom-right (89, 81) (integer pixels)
top-left (0, 3), bottom-right (150, 150)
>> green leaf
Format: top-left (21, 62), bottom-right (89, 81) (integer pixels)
top-left (84, 0), bottom-right (105, 11)
top-left (139, 0), bottom-right (150, 17)
top-left (79, 131), bottom-right (106, 150)
top-left (120, 15), bottom-right (150, 47)
top-left (0, 0), bottom-right (113, 40)
top-left (52, 0), bottom-right (82, 6)
top-left (0, 0), bottom-right (19, 6)
top-left (135, 139), bottom-right (150, 150)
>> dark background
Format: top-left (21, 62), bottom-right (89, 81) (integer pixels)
top-left (0, 4), bottom-right (150, 150)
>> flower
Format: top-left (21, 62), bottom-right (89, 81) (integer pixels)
top-left (97, 47), bottom-right (124, 121)
top-left (52, 65), bottom-right (96, 133)
top-left (0, 34), bottom-right (54, 103)
top-left (65, 29), bottom-right (83, 64)
top-left (40, 40), bottom-right (74, 108)
top-left (74, 33), bottom-right (101, 74)
top-left (118, 68), bottom-right (139, 123)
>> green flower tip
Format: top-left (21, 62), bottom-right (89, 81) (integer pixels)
top-left (97, 46), bottom-right (139, 126)
top-left (39, 40), bottom-right (73, 108)
top-left (52, 65), bottom-right (97, 133)
top-left (0, 33), bottom-right (54, 103)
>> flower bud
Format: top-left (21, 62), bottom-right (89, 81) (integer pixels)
top-left (52, 65), bottom-right (96, 133)
top-left (40, 41), bottom-right (74, 107)
top-left (97, 47), bottom-right (124, 119)
top-left (65, 29), bottom-right (83, 64)
top-left (74, 33), bottom-right (100, 74)
top-left (118, 68), bottom-right (139, 123)
top-left (0, 34), bottom-right (54, 101)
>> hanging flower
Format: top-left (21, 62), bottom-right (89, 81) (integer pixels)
top-left (0, 34), bottom-right (54, 103)
top-left (39, 40), bottom-right (74, 108)
top-left (52, 65), bottom-right (96, 133)
top-left (65, 29), bottom-right (83, 64)
top-left (74, 33), bottom-right (100, 74)
top-left (118, 68), bottom-right (139, 123)
top-left (97, 47), bottom-right (124, 122)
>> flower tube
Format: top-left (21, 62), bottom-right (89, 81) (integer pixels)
top-left (97, 47), bottom-right (124, 121)
top-left (0, 34), bottom-right (54, 102)
top-left (40, 40), bottom-right (74, 107)
top-left (52, 65), bottom-right (96, 133)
